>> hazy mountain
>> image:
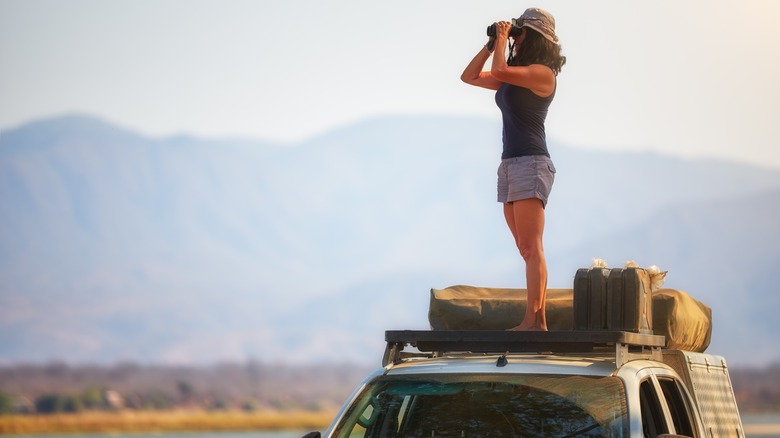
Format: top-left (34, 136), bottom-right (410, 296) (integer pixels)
top-left (1, 114), bottom-right (779, 366)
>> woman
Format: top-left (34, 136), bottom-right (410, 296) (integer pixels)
top-left (461, 7), bottom-right (565, 331)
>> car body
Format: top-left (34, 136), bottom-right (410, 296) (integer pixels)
top-left (314, 330), bottom-right (743, 438)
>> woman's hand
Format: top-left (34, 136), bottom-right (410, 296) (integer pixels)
top-left (496, 21), bottom-right (525, 47)
top-left (494, 21), bottom-right (525, 52)
top-left (494, 21), bottom-right (512, 40)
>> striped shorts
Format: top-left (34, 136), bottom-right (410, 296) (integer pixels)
top-left (497, 155), bottom-right (556, 207)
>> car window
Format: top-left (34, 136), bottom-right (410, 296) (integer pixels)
top-left (640, 379), bottom-right (669, 438)
top-left (658, 378), bottom-right (696, 437)
top-left (331, 374), bottom-right (629, 438)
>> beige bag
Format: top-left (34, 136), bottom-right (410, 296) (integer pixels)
top-left (428, 286), bottom-right (574, 331)
top-left (428, 285), bottom-right (712, 352)
top-left (652, 288), bottom-right (712, 352)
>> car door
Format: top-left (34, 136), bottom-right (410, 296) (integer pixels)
top-left (629, 365), bottom-right (703, 438)
top-left (640, 368), bottom-right (703, 438)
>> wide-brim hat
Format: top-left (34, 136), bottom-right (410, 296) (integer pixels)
top-left (517, 7), bottom-right (558, 44)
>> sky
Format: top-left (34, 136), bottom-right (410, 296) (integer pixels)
top-left (1, 0), bottom-right (780, 168)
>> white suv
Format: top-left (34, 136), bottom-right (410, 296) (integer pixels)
top-left (308, 330), bottom-right (743, 438)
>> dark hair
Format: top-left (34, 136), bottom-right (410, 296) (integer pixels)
top-left (509, 28), bottom-right (566, 75)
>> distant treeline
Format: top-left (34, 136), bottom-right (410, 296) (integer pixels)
top-left (730, 363), bottom-right (780, 412)
top-left (0, 361), bottom-right (373, 414)
top-left (1, 361), bottom-right (779, 414)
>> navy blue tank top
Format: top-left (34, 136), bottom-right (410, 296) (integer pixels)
top-left (495, 82), bottom-right (555, 159)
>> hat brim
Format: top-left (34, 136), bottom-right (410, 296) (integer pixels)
top-left (521, 23), bottom-right (558, 44)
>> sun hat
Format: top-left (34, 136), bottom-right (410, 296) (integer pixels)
top-left (517, 7), bottom-right (558, 43)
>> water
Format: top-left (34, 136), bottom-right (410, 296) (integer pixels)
top-left (743, 413), bottom-right (780, 438)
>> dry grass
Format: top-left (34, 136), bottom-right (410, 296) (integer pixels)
top-left (0, 410), bottom-right (337, 434)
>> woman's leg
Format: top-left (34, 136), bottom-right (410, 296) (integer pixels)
top-left (503, 199), bottom-right (548, 331)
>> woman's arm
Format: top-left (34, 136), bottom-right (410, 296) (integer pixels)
top-left (490, 22), bottom-right (555, 97)
top-left (460, 39), bottom-right (504, 91)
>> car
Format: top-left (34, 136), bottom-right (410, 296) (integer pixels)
top-left (305, 276), bottom-right (744, 438)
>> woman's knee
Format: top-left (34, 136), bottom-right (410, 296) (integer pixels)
top-left (517, 241), bottom-right (544, 262)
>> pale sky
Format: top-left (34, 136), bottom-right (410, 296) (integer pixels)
top-left (2, 0), bottom-right (780, 168)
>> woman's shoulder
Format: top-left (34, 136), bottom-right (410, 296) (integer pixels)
top-left (504, 80), bottom-right (555, 100)
top-left (527, 63), bottom-right (556, 78)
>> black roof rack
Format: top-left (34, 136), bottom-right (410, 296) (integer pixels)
top-left (383, 330), bottom-right (665, 367)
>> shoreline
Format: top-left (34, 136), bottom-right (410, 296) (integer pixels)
top-left (0, 410), bottom-right (336, 435)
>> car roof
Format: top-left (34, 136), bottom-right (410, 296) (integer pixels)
top-left (385, 353), bottom-right (619, 377)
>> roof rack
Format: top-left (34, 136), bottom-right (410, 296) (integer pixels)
top-left (383, 330), bottom-right (665, 367)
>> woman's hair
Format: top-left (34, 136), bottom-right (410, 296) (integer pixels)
top-left (509, 28), bottom-right (566, 75)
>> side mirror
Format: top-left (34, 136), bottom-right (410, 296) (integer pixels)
top-left (302, 432), bottom-right (321, 438)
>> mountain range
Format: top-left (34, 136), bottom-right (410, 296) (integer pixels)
top-left (1, 114), bottom-right (779, 366)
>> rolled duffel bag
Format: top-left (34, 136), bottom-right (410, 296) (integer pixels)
top-left (429, 285), bottom-right (712, 353)
top-left (652, 288), bottom-right (712, 352)
top-left (428, 285), bottom-right (574, 331)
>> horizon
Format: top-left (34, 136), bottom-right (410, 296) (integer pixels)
top-left (7, 112), bottom-right (780, 174)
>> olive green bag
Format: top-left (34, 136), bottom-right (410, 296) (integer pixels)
top-left (428, 285), bottom-right (711, 352)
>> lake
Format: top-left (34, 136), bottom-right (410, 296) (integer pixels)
top-left (743, 413), bottom-right (780, 437)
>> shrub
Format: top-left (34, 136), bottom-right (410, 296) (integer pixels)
top-left (34, 394), bottom-right (83, 414)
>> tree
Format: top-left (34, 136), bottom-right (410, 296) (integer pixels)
top-left (80, 386), bottom-right (105, 409)
top-left (177, 381), bottom-right (194, 401)
top-left (0, 392), bottom-right (14, 414)
top-left (34, 394), bottom-right (83, 414)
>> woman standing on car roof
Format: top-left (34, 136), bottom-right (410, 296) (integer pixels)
top-left (461, 7), bottom-right (565, 331)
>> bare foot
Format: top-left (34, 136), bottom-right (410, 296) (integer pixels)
top-left (507, 324), bottom-right (548, 331)
top-left (507, 312), bottom-right (548, 331)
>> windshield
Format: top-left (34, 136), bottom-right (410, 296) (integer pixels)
top-left (331, 373), bottom-right (628, 438)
